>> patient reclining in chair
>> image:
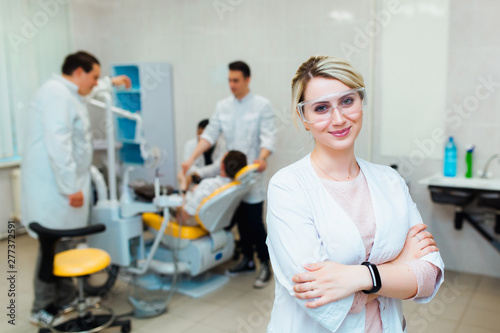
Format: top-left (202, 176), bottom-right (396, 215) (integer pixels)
top-left (177, 150), bottom-right (247, 227)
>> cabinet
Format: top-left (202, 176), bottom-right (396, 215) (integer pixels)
top-left (111, 63), bottom-right (176, 186)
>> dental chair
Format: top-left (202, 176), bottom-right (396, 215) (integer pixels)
top-left (29, 222), bottom-right (131, 333)
top-left (141, 163), bottom-right (259, 296)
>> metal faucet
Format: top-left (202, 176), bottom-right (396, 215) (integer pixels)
top-left (480, 153), bottom-right (500, 178)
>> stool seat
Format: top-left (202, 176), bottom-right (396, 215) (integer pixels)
top-left (54, 248), bottom-right (110, 277)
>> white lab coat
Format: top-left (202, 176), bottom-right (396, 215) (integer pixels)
top-left (21, 74), bottom-right (111, 237)
top-left (266, 154), bottom-right (444, 333)
top-left (184, 136), bottom-right (226, 178)
top-left (201, 92), bottom-right (276, 203)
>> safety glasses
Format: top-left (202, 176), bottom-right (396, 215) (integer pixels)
top-left (297, 87), bottom-right (366, 124)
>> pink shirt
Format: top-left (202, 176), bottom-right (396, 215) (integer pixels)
top-left (320, 171), bottom-right (438, 332)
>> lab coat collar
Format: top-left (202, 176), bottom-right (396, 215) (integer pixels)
top-left (234, 91), bottom-right (253, 103)
top-left (356, 158), bottom-right (383, 262)
top-left (303, 153), bottom-right (385, 263)
top-left (52, 74), bottom-right (79, 94)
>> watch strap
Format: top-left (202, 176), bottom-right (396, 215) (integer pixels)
top-left (361, 261), bottom-right (382, 294)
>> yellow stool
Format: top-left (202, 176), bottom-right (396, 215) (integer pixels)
top-left (29, 222), bottom-right (131, 333)
top-left (54, 248), bottom-right (110, 277)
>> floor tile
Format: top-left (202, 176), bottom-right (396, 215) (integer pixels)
top-left (199, 306), bottom-right (259, 332)
top-left (469, 289), bottom-right (500, 310)
top-left (2, 321), bottom-right (34, 333)
top-left (425, 318), bottom-right (457, 333)
top-left (439, 269), bottom-right (479, 302)
top-left (182, 323), bottom-right (231, 333)
top-left (476, 275), bottom-right (500, 296)
top-left (198, 283), bottom-right (248, 306)
top-left (169, 298), bottom-right (222, 322)
top-left (455, 324), bottom-right (500, 333)
top-left (133, 312), bottom-right (195, 332)
top-left (461, 306), bottom-right (500, 331)
top-left (225, 289), bottom-right (274, 317)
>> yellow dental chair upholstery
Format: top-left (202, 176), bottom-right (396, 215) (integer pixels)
top-left (142, 164), bottom-right (259, 277)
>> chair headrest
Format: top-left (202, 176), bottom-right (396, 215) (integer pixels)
top-left (235, 163), bottom-right (259, 183)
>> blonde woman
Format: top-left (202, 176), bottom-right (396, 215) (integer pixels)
top-left (266, 56), bottom-right (444, 332)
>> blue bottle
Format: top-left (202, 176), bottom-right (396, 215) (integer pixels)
top-left (443, 136), bottom-right (457, 177)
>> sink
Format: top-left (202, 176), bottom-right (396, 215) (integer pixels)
top-left (428, 186), bottom-right (476, 206)
top-left (478, 192), bottom-right (500, 210)
top-left (420, 174), bottom-right (500, 209)
top-left (420, 173), bottom-right (500, 249)
top-left (419, 174), bottom-right (500, 191)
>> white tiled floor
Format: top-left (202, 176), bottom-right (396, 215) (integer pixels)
top-left (2, 233), bottom-right (500, 332)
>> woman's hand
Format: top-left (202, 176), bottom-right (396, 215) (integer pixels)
top-left (292, 261), bottom-right (372, 308)
top-left (392, 223), bottom-right (439, 264)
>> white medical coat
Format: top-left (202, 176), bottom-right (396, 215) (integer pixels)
top-left (266, 154), bottom-right (444, 333)
top-left (201, 92), bottom-right (276, 203)
top-left (21, 75), bottom-right (109, 237)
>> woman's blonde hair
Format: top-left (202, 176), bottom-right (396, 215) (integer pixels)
top-left (291, 56), bottom-right (365, 121)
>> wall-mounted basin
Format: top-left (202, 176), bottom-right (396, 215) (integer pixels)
top-left (428, 186), bottom-right (476, 206)
top-left (419, 174), bottom-right (500, 192)
top-left (478, 192), bottom-right (500, 210)
top-left (420, 174), bottom-right (500, 208)
top-left (420, 174), bottom-right (500, 250)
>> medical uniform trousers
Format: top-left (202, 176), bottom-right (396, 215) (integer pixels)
top-left (232, 201), bottom-right (269, 263)
top-left (33, 240), bottom-right (76, 312)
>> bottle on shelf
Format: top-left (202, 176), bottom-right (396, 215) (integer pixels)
top-left (443, 136), bottom-right (457, 177)
top-left (465, 145), bottom-right (475, 178)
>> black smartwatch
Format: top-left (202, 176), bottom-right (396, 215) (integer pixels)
top-left (361, 262), bottom-right (382, 294)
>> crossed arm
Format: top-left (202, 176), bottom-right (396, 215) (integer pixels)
top-left (292, 223), bottom-right (439, 308)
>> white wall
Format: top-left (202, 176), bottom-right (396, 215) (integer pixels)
top-left (0, 168), bottom-right (16, 229)
top-left (427, 0), bottom-right (500, 277)
top-left (377, 0), bottom-right (449, 159)
top-left (69, 0), bottom-right (374, 182)
top-left (0, 0), bottom-right (73, 234)
top-left (374, 0), bottom-right (500, 277)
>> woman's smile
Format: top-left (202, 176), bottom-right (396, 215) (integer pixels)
top-left (329, 126), bottom-right (351, 137)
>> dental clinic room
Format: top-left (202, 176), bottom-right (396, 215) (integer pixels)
top-left (2, 0), bottom-right (500, 332)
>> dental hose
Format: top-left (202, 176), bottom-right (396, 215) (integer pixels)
top-left (161, 202), bottom-right (181, 309)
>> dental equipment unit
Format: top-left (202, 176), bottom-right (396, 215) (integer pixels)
top-left (85, 90), bottom-right (258, 318)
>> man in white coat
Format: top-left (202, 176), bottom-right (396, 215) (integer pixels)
top-left (182, 61), bottom-right (276, 289)
top-left (21, 51), bottom-right (130, 325)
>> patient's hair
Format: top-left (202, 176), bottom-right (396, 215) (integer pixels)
top-left (223, 150), bottom-right (247, 179)
top-left (198, 118), bottom-right (209, 130)
top-left (62, 51), bottom-right (100, 75)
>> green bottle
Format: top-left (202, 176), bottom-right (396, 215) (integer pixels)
top-left (465, 145), bottom-right (475, 178)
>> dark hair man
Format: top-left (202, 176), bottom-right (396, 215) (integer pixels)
top-left (22, 50), bottom-right (131, 325)
top-left (182, 60), bottom-right (276, 288)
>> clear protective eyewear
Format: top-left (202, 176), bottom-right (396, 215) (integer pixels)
top-left (297, 87), bottom-right (366, 124)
